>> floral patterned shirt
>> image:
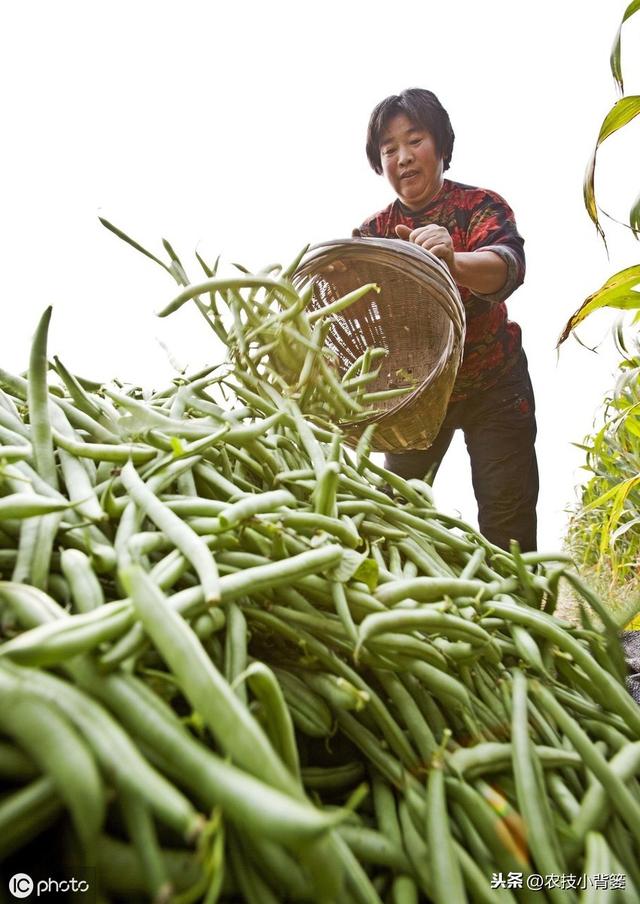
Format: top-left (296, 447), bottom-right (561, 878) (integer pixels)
top-left (354, 179), bottom-right (526, 401)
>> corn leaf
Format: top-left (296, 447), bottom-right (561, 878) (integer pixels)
top-left (558, 266), bottom-right (640, 345)
top-left (610, 0), bottom-right (640, 95)
top-left (583, 96), bottom-right (640, 245)
top-left (631, 189), bottom-right (640, 239)
top-left (582, 472), bottom-right (640, 514)
top-left (599, 474), bottom-right (640, 559)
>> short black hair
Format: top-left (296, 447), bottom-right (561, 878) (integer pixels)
top-left (365, 88), bottom-right (455, 174)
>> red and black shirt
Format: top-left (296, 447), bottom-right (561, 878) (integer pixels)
top-left (354, 179), bottom-right (526, 402)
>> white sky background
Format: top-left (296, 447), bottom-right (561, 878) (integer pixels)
top-left (1, 0), bottom-right (639, 550)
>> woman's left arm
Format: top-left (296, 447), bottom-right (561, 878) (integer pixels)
top-left (395, 191), bottom-right (525, 302)
top-left (395, 224), bottom-right (507, 294)
top-left (448, 249), bottom-right (507, 295)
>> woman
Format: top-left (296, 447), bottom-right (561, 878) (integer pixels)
top-left (354, 88), bottom-right (538, 552)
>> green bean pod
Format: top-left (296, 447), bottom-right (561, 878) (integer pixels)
top-left (0, 679), bottom-right (105, 856)
top-left (426, 764), bottom-right (468, 904)
top-left (0, 776), bottom-right (63, 861)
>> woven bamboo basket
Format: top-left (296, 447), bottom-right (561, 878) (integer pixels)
top-left (293, 237), bottom-right (465, 452)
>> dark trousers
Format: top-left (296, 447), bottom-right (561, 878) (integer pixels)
top-left (385, 351), bottom-right (539, 552)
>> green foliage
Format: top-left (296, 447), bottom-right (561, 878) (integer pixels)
top-left (564, 3), bottom-right (640, 619)
top-left (568, 330), bottom-right (640, 584)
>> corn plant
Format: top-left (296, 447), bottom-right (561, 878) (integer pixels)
top-left (562, 2), bottom-right (640, 618)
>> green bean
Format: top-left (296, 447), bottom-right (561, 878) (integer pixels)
top-left (303, 671), bottom-right (370, 712)
top-left (607, 817), bottom-right (640, 896)
top-left (511, 671), bottom-right (568, 891)
top-left (0, 492), bottom-right (71, 519)
top-left (377, 503), bottom-right (476, 553)
top-left (547, 773), bottom-right (582, 822)
top-left (161, 276), bottom-right (299, 318)
top-left (53, 428), bottom-right (156, 463)
top-left (301, 762), bottom-right (365, 792)
top-left (481, 601), bottom-right (640, 736)
top-left (569, 740), bottom-right (640, 846)
top-left (406, 660), bottom-right (472, 710)
top-left (332, 711), bottom-right (422, 799)
top-left (509, 540), bottom-right (541, 608)
top-left (228, 829), bottom-right (281, 904)
top-left (273, 667), bottom-right (334, 738)
top-left (119, 789), bottom-right (172, 903)
top-left (70, 661), bottom-right (350, 852)
top-left (510, 624), bottom-right (549, 675)
top-left (225, 602), bottom-right (248, 704)
top-left (402, 559), bottom-right (418, 580)
top-left (0, 579), bottom-right (63, 626)
top-left (444, 778), bottom-right (530, 874)
top-left (397, 537), bottom-right (454, 577)
top-left (27, 307), bottom-right (58, 489)
top-left (123, 564), bottom-right (302, 797)
top-left (390, 876), bottom-right (419, 904)
top-left (376, 575), bottom-right (505, 606)
top-left (265, 509), bottom-right (361, 548)
top-left (550, 685), bottom-right (629, 733)
top-left (0, 775), bottom-right (63, 860)
top-left (58, 448), bottom-right (105, 523)
top-left (235, 661), bottom-right (301, 780)
top-left (374, 670), bottom-right (437, 764)
top-left (360, 386), bottom-right (415, 403)
top-left (29, 511), bottom-right (63, 590)
top-left (448, 742), bottom-right (581, 779)
top-left (581, 832), bottom-right (616, 904)
top-left (1, 660), bottom-right (205, 841)
top-left (193, 609), bottom-right (226, 640)
top-left (330, 831), bottom-right (385, 904)
top-left (454, 841), bottom-right (519, 904)
top-left (331, 580), bottom-right (359, 644)
top-left (306, 282), bottom-right (380, 325)
top-left (426, 764), bottom-right (467, 904)
top-left (95, 834), bottom-right (204, 897)
top-left (59, 548), bottom-right (104, 613)
top-left (556, 569), bottom-right (627, 682)
top-left (397, 800), bottom-right (433, 899)
top-left (337, 825), bottom-right (411, 873)
top-left (357, 608), bottom-right (494, 659)
top-left (0, 443), bottom-right (31, 461)
top-left (51, 355), bottom-right (107, 422)
top-left (0, 739), bottom-right (38, 780)
top-left (121, 461), bottom-right (220, 604)
top-left (216, 488), bottom-right (296, 529)
top-left (0, 678), bottom-right (105, 856)
top-left (0, 599), bottom-right (134, 666)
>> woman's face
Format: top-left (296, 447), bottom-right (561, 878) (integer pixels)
top-left (379, 113), bottom-right (444, 210)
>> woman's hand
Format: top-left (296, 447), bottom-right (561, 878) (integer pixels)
top-left (395, 223), bottom-right (454, 270)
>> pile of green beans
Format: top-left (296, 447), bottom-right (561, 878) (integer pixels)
top-left (1, 228), bottom-right (639, 903)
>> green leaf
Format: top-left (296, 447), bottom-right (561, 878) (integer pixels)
top-left (581, 472), bottom-right (640, 515)
top-left (630, 189), bottom-right (640, 239)
top-left (330, 548), bottom-right (368, 583)
top-left (353, 558), bottom-right (379, 593)
top-left (599, 473), bottom-right (640, 558)
top-left (557, 265), bottom-right (640, 345)
top-left (170, 436), bottom-right (185, 457)
top-left (583, 96), bottom-right (640, 245)
top-left (610, 0), bottom-right (640, 95)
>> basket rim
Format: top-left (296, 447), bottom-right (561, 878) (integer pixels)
top-left (293, 237), bottom-right (466, 428)
top-left (294, 236), bottom-right (465, 340)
